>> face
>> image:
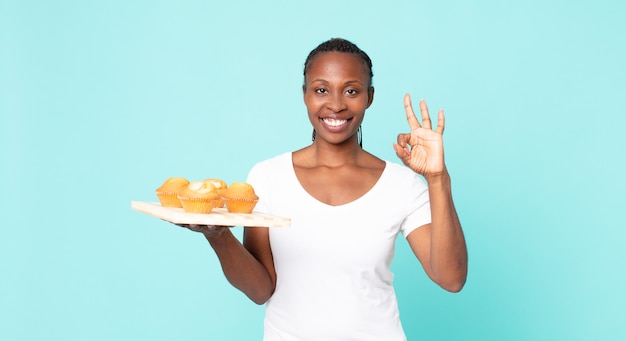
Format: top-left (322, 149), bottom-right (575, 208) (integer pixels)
top-left (303, 51), bottom-right (374, 147)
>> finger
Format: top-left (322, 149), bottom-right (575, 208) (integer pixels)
top-left (392, 143), bottom-right (410, 159)
top-left (396, 132), bottom-right (410, 147)
top-left (404, 93), bottom-right (421, 130)
top-left (394, 134), bottom-right (411, 155)
top-left (435, 108), bottom-right (445, 135)
top-left (419, 99), bottom-right (432, 130)
top-left (206, 225), bottom-right (229, 230)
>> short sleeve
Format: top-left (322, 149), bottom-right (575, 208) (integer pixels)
top-left (399, 173), bottom-right (431, 238)
top-left (245, 153), bottom-right (291, 215)
top-left (246, 161), bottom-right (270, 214)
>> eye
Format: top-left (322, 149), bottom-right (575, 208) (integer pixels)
top-left (345, 89), bottom-right (359, 96)
top-left (315, 88), bottom-right (327, 94)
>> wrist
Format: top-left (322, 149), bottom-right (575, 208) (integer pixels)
top-left (204, 226), bottom-right (231, 243)
top-left (424, 168), bottom-right (450, 186)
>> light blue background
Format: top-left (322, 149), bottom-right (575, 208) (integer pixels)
top-left (2, 0), bottom-right (625, 340)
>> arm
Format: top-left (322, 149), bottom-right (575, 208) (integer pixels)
top-left (181, 225), bottom-right (276, 304)
top-left (393, 94), bottom-right (468, 292)
top-left (406, 170), bottom-right (467, 292)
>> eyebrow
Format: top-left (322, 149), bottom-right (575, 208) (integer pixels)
top-left (309, 79), bottom-right (364, 86)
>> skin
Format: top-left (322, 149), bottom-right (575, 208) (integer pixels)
top-left (178, 51), bottom-right (468, 304)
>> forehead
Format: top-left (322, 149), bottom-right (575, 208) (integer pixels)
top-left (306, 51), bottom-right (369, 80)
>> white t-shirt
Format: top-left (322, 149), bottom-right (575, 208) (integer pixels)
top-left (247, 152), bottom-right (431, 341)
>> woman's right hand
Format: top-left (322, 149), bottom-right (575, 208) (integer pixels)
top-left (175, 223), bottom-right (231, 238)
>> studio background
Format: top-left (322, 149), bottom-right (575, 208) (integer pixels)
top-left (1, 1), bottom-right (624, 340)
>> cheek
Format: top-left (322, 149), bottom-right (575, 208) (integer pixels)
top-left (303, 97), bottom-right (317, 119)
top-left (304, 94), bottom-right (322, 111)
top-left (348, 98), bottom-right (369, 112)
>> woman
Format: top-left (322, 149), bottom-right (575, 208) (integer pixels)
top-left (182, 38), bottom-right (467, 340)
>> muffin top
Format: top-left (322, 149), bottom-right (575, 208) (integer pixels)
top-left (179, 180), bottom-right (220, 199)
top-left (156, 177), bottom-right (189, 193)
top-left (204, 178), bottom-right (228, 191)
top-left (225, 182), bottom-right (259, 200)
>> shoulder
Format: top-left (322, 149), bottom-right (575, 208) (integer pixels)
top-left (381, 160), bottom-right (428, 192)
top-left (384, 160), bottom-right (420, 178)
top-left (250, 152), bottom-right (290, 171)
top-left (247, 152), bottom-right (291, 182)
top-left (361, 150), bottom-right (386, 171)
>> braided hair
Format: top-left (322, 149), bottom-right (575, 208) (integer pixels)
top-left (303, 38), bottom-right (374, 87)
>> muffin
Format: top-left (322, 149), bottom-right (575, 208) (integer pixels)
top-left (155, 177), bottom-right (190, 208)
top-left (203, 178), bottom-right (228, 208)
top-left (177, 180), bottom-right (221, 214)
top-left (222, 182), bottom-right (259, 213)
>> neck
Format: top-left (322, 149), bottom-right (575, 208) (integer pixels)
top-left (307, 139), bottom-right (363, 167)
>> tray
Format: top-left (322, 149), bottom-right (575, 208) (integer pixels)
top-left (131, 201), bottom-right (291, 228)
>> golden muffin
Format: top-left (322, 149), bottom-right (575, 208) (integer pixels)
top-left (155, 177), bottom-right (190, 208)
top-left (177, 181), bottom-right (221, 214)
top-left (203, 178), bottom-right (228, 207)
top-left (222, 182), bottom-right (259, 213)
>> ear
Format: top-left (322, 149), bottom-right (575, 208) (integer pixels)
top-left (366, 86), bottom-right (375, 108)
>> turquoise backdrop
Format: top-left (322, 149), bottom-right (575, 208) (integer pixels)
top-left (2, 0), bottom-right (625, 340)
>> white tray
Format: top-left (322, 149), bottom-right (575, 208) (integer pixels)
top-left (131, 201), bottom-right (291, 228)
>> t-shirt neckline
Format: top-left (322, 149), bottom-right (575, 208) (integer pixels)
top-left (287, 152), bottom-right (389, 208)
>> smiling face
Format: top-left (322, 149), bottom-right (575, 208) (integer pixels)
top-left (303, 51), bottom-right (374, 147)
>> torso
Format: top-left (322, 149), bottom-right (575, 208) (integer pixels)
top-left (246, 151), bottom-right (431, 340)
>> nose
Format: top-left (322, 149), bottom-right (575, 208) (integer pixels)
top-left (327, 92), bottom-right (347, 112)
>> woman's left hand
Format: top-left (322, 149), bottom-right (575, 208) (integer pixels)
top-left (393, 94), bottom-right (446, 179)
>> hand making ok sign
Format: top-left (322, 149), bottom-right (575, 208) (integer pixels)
top-left (393, 94), bottom-right (446, 179)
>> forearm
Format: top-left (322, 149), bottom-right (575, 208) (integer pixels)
top-left (426, 170), bottom-right (468, 292)
top-left (205, 229), bottom-right (275, 304)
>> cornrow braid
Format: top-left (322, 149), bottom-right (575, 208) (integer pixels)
top-left (303, 38), bottom-right (373, 87)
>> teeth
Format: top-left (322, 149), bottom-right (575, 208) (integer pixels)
top-left (323, 118), bottom-right (347, 127)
